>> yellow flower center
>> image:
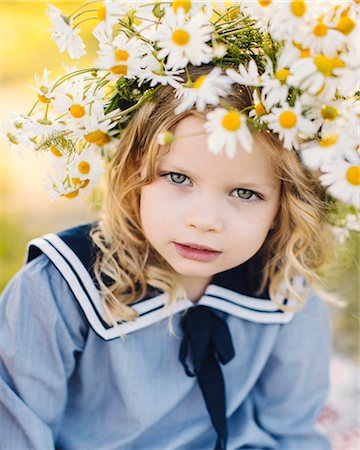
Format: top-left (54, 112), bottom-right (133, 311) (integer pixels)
top-left (331, 57), bottom-right (345, 70)
top-left (279, 111), bottom-right (297, 129)
top-left (172, 29), bottom-right (190, 46)
top-left (290, 0), bottom-right (306, 17)
top-left (80, 179), bottom-right (90, 189)
top-left (346, 166), bottom-right (360, 186)
top-left (319, 133), bottom-right (338, 147)
top-left (275, 69), bottom-right (290, 83)
top-left (7, 133), bottom-right (18, 145)
top-left (314, 55), bottom-right (344, 77)
top-left (258, 0), bottom-right (272, 7)
top-left (301, 48), bottom-right (310, 58)
top-left (336, 16), bottom-right (355, 35)
top-left (110, 65), bottom-right (128, 76)
top-left (115, 49), bottom-right (129, 61)
top-left (172, 0), bottom-right (191, 13)
top-left (78, 161), bottom-right (91, 174)
top-left (50, 146), bottom-right (62, 157)
top-left (321, 105), bottom-right (339, 121)
top-left (193, 75), bottom-right (207, 89)
top-left (38, 94), bottom-right (50, 104)
top-left (84, 130), bottom-right (110, 145)
top-left (69, 104), bottom-right (86, 119)
top-left (222, 111), bottom-right (241, 131)
top-left (255, 103), bottom-right (266, 116)
top-left (98, 5), bottom-right (106, 21)
top-left (63, 190), bottom-right (79, 199)
top-left (313, 22), bottom-right (328, 37)
top-left (293, 41), bottom-right (311, 58)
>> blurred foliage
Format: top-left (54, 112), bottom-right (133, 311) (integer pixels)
top-left (324, 234), bottom-right (360, 361)
top-left (1, 1), bottom-right (98, 82)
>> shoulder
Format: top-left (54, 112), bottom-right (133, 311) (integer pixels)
top-left (271, 291), bottom-right (332, 356)
top-left (1, 249), bottom-right (89, 346)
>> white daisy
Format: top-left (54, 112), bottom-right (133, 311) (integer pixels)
top-left (320, 160), bottom-right (360, 208)
top-left (268, 0), bottom-right (309, 41)
top-left (204, 108), bottom-right (253, 158)
top-left (1, 113), bottom-right (37, 153)
top-left (242, 0), bottom-right (276, 21)
top-left (264, 101), bottom-right (317, 150)
top-left (67, 148), bottom-right (104, 190)
top-left (47, 4), bottom-right (86, 59)
top-left (330, 2), bottom-right (358, 46)
top-left (170, 0), bottom-right (210, 16)
top-left (332, 50), bottom-right (360, 98)
top-left (155, 8), bottom-right (213, 70)
top-left (300, 126), bottom-right (356, 171)
top-left (226, 59), bottom-right (271, 87)
top-left (278, 40), bottom-right (311, 68)
top-left (249, 90), bottom-right (268, 121)
top-left (95, 35), bottom-right (145, 79)
top-left (73, 114), bottom-right (118, 146)
top-left (31, 69), bottom-right (56, 104)
top-left (47, 144), bottom-right (68, 170)
top-left (24, 116), bottom-right (63, 136)
top-left (298, 18), bottom-right (346, 58)
top-left (93, 0), bottom-right (129, 33)
top-left (261, 67), bottom-right (291, 109)
top-left (52, 78), bottom-right (103, 121)
top-left (174, 68), bottom-right (233, 114)
top-left (43, 167), bottom-right (78, 201)
top-left (288, 54), bottom-right (345, 100)
top-left (137, 52), bottom-right (183, 87)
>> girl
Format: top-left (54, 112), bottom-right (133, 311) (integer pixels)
top-left (1, 1), bottom-right (358, 449)
top-left (1, 76), bottom-right (333, 449)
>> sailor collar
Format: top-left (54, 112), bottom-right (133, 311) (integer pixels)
top-left (26, 223), bottom-right (294, 341)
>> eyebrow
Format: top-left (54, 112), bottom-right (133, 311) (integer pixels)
top-left (157, 163), bottom-right (278, 190)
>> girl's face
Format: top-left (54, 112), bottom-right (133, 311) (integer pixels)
top-left (140, 116), bottom-right (281, 301)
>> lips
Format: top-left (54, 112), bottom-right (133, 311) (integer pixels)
top-left (180, 243), bottom-right (219, 252)
top-left (173, 242), bottom-right (221, 262)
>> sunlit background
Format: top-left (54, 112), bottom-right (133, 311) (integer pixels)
top-left (0, 1), bottom-right (359, 447)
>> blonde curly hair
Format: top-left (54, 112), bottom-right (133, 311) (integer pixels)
top-left (90, 67), bottom-right (333, 324)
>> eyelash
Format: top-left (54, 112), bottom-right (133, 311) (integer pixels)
top-left (160, 171), bottom-right (264, 202)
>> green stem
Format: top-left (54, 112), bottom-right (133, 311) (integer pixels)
top-left (70, 0), bottom-right (99, 18)
top-left (73, 16), bottom-right (98, 29)
top-left (110, 85), bottom-right (161, 120)
top-left (44, 101), bottom-right (50, 120)
top-left (52, 68), bottom-right (98, 90)
top-left (72, 9), bottom-right (98, 21)
top-left (27, 100), bottom-right (40, 117)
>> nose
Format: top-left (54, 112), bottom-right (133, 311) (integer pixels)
top-left (185, 195), bottom-right (223, 233)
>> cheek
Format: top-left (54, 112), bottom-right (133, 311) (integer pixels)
top-left (140, 185), bottom-right (169, 236)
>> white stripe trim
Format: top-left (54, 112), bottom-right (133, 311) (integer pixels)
top-left (116, 297), bottom-right (193, 335)
top-left (198, 296), bottom-right (294, 324)
top-left (43, 233), bottom-right (107, 320)
top-left (205, 284), bottom-right (281, 311)
top-left (27, 238), bottom-right (116, 339)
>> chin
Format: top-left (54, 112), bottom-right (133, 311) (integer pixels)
top-left (169, 260), bottom-right (217, 277)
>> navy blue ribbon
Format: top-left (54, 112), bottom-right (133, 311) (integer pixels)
top-left (179, 306), bottom-right (235, 450)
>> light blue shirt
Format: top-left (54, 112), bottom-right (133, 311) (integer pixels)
top-left (0, 243), bottom-right (332, 449)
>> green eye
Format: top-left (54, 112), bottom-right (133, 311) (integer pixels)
top-left (169, 173), bottom-right (188, 184)
top-left (235, 189), bottom-right (254, 200)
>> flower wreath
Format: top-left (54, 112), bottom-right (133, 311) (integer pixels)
top-left (3, 0), bottom-right (359, 237)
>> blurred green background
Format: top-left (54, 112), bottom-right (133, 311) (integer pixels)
top-left (0, 1), bottom-right (359, 361)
